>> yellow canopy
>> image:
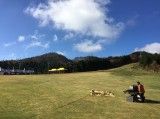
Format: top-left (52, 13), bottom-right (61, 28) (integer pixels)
top-left (49, 67), bottom-right (67, 72)
top-left (48, 68), bottom-right (58, 72)
top-left (57, 67), bottom-right (67, 71)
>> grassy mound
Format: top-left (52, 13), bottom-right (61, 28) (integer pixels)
top-left (0, 63), bottom-right (160, 119)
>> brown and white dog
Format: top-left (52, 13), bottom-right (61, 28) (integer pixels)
top-left (91, 90), bottom-right (115, 97)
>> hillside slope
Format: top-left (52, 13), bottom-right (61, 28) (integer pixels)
top-left (0, 53), bottom-right (72, 73)
top-left (0, 51), bottom-right (159, 74)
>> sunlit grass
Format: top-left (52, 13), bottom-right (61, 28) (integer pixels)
top-left (0, 64), bottom-right (160, 119)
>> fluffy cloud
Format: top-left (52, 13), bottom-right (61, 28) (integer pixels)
top-left (74, 40), bottom-right (102, 53)
top-left (56, 51), bottom-right (66, 56)
top-left (17, 30), bottom-right (49, 49)
top-left (135, 42), bottom-right (160, 54)
top-left (30, 30), bottom-right (45, 40)
top-left (18, 36), bottom-right (25, 42)
top-left (25, 0), bottom-right (124, 39)
top-left (64, 32), bottom-right (76, 40)
top-left (26, 41), bottom-right (49, 49)
top-left (53, 34), bottom-right (58, 41)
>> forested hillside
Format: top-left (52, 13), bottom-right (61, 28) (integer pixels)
top-left (139, 52), bottom-right (160, 72)
top-left (0, 52), bottom-right (160, 74)
top-left (0, 53), bottom-right (72, 74)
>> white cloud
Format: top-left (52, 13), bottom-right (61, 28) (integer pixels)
top-left (30, 30), bottom-right (45, 40)
top-left (26, 41), bottom-right (49, 49)
top-left (74, 40), bottom-right (102, 53)
top-left (95, 0), bottom-right (111, 5)
top-left (64, 32), bottom-right (76, 40)
top-left (53, 34), bottom-right (58, 41)
top-left (56, 51), bottom-right (66, 56)
top-left (134, 42), bottom-right (160, 54)
top-left (4, 42), bottom-right (16, 47)
top-left (18, 36), bottom-right (25, 42)
top-left (25, 0), bottom-right (124, 39)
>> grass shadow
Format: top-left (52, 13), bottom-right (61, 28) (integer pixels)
top-left (145, 99), bottom-right (160, 104)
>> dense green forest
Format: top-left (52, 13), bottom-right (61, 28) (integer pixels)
top-left (139, 52), bottom-right (160, 72)
top-left (0, 52), bottom-right (160, 74)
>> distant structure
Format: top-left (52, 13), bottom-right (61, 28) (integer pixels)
top-left (48, 67), bottom-right (67, 73)
top-left (0, 67), bottom-right (34, 75)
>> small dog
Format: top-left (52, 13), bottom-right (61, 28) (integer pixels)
top-left (104, 91), bottom-right (115, 97)
top-left (91, 90), bottom-right (102, 96)
top-left (91, 90), bottom-right (115, 97)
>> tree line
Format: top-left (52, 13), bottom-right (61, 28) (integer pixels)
top-left (0, 52), bottom-right (160, 74)
top-left (139, 52), bottom-right (160, 72)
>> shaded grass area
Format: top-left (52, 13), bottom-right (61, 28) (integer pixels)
top-left (0, 64), bottom-right (160, 119)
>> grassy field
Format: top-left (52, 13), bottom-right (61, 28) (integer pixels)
top-left (0, 64), bottom-right (160, 119)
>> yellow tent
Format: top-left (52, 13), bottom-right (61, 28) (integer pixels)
top-left (48, 67), bottom-right (67, 73)
top-left (57, 67), bottom-right (67, 71)
top-left (48, 68), bottom-right (58, 72)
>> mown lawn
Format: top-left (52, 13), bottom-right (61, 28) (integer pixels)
top-left (0, 64), bottom-right (160, 119)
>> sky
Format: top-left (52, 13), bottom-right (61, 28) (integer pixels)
top-left (0, 0), bottom-right (160, 60)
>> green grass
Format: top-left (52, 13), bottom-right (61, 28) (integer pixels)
top-left (0, 63), bottom-right (160, 119)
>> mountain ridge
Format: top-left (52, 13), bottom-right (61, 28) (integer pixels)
top-left (0, 51), bottom-right (159, 73)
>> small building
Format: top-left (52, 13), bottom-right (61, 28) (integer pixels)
top-left (0, 67), bottom-right (34, 75)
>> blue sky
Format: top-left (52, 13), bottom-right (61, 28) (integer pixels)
top-left (0, 0), bottom-right (160, 60)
